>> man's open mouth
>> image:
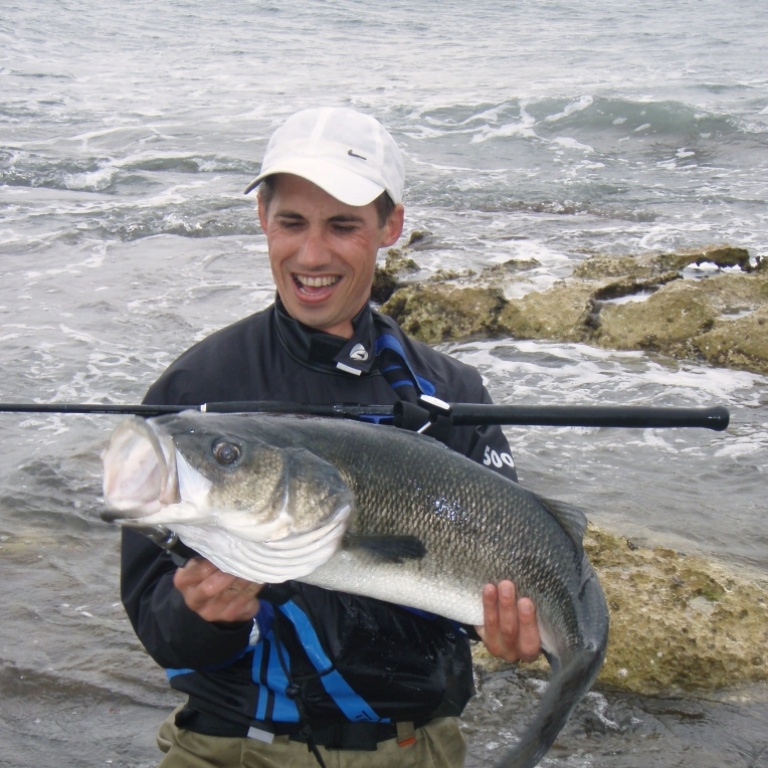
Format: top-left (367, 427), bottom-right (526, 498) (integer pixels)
top-left (293, 274), bottom-right (341, 293)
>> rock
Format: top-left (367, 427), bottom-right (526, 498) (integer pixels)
top-left (496, 282), bottom-right (596, 342)
top-left (572, 247), bottom-right (753, 279)
top-left (480, 259), bottom-right (542, 278)
top-left (473, 525), bottom-right (768, 695)
top-left (592, 270), bottom-right (768, 373)
top-left (378, 243), bottom-right (768, 376)
top-left (377, 241), bottom-right (768, 693)
top-left (692, 271), bottom-right (768, 311)
top-left (693, 305), bottom-right (768, 374)
top-left (381, 284), bottom-right (506, 344)
top-left (585, 526), bottom-right (768, 694)
top-left (596, 280), bottom-right (718, 356)
top-left (573, 255), bottom-right (655, 280)
top-left (371, 247), bottom-right (420, 304)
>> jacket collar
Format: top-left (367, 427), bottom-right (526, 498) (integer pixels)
top-left (273, 297), bottom-right (378, 376)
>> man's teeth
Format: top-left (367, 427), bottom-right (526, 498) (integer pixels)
top-left (295, 275), bottom-right (340, 288)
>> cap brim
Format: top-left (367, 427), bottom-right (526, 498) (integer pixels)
top-left (243, 157), bottom-right (385, 207)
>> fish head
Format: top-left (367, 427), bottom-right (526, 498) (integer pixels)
top-left (102, 412), bottom-right (355, 582)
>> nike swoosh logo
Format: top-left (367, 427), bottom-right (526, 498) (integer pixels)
top-left (347, 149), bottom-right (367, 160)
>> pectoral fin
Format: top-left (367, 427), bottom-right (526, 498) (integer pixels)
top-left (343, 534), bottom-right (427, 563)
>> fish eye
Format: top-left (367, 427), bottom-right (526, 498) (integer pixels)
top-left (211, 438), bottom-right (242, 466)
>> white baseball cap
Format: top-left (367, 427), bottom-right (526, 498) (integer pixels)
top-left (244, 107), bottom-right (405, 206)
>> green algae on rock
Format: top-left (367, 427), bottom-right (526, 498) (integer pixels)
top-left (378, 243), bottom-right (768, 376)
top-left (596, 280), bottom-right (718, 355)
top-left (584, 526), bottom-right (768, 695)
top-left (382, 284), bottom-right (507, 344)
top-left (473, 525), bottom-right (768, 696)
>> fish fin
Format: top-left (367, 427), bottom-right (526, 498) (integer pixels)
top-left (496, 645), bottom-right (606, 768)
top-left (343, 534), bottom-right (427, 563)
top-left (541, 646), bottom-right (559, 672)
top-left (539, 497), bottom-right (589, 548)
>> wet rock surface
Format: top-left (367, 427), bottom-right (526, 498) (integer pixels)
top-left (585, 527), bottom-right (768, 695)
top-left (473, 526), bottom-right (768, 696)
top-left (376, 244), bottom-right (768, 375)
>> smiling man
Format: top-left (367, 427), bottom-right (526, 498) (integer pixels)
top-left (121, 107), bottom-right (540, 768)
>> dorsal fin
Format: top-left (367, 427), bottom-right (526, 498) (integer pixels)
top-left (538, 497), bottom-right (589, 550)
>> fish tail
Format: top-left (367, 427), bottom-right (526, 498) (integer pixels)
top-left (493, 644), bottom-right (606, 768)
top-left (494, 561), bottom-right (609, 768)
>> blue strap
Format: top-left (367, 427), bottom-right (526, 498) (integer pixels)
top-left (359, 414), bottom-right (395, 424)
top-left (278, 602), bottom-right (388, 723)
top-left (166, 666), bottom-right (193, 680)
top-left (252, 639), bottom-right (300, 722)
top-left (374, 334), bottom-right (436, 397)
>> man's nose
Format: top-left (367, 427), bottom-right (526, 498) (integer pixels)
top-left (296, 228), bottom-right (329, 267)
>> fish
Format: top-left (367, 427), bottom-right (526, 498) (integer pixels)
top-left (102, 411), bottom-right (609, 768)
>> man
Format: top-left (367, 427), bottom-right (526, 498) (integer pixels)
top-left (121, 107), bottom-right (541, 768)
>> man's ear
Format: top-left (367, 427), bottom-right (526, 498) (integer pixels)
top-left (381, 203), bottom-right (405, 247)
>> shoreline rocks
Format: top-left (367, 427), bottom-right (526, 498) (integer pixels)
top-left (375, 244), bottom-right (768, 376)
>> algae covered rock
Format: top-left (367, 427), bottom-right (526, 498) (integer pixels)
top-left (473, 525), bottom-right (768, 696)
top-left (596, 280), bottom-right (718, 355)
top-left (381, 284), bottom-right (506, 344)
top-left (378, 244), bottom-right (768, 376)
top-left (573, 255), bottom-right (655, 280)
top-left (372, 246), bottom-right (421, 304)
top-left (654, 246), bottom-right (753, 273)
top-left (497, 282), bottom-right (596, 342)
top-left (693, 305), bottom-right (768, 374)
top-left (584, 527), bottom-right (768, 694)
top-left (592, 271), bottom-right (768, 373)
top-left (376, 242), bottom-right (768, 694)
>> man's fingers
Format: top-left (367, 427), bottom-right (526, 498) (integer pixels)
top-left (173, 559), bottom-right (262, 622)
top-left (515, 597), bottom-right (540, 662)
top-left (496, 580), bottom-right (519, 637)
top-left (481, 583), bottom-right (501, 632)
top-left (477, 580), bottom-right (541, 664)
top-left (173, 557), bottom-right (217, 589)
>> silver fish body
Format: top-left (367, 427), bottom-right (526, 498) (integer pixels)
top-left (103, 411), bottom-right (609, 768)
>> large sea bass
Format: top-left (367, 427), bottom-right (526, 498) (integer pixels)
top-left (103, 411), bottom-right (609, 768)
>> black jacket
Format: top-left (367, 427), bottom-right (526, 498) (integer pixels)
top-left (121, 300), bottom-right (518, 734)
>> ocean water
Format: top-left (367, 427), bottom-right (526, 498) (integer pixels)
top-left (1, 1), bottom-right (767, 766)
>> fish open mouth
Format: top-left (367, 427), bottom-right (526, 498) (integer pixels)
top-left (101, 417), bottom-right (180, 521)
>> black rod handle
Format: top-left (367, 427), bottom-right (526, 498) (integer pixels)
top-left (448, 404), bottom-right (730, 431)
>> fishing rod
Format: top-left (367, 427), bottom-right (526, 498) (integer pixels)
top-left (0, 399), bottom-right (731, 431)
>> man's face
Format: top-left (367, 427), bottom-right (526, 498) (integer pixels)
top-left (258, 174), bottom-right (404, 339)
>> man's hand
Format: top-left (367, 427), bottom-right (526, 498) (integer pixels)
top-left (476, 580), bottom-right (541, 663)
top-left (173, 558), bottom-right (263, 624)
